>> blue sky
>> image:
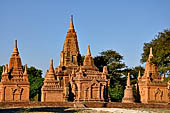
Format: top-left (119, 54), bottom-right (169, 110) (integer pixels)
top-left (0, 0), bottom-right (170, 76)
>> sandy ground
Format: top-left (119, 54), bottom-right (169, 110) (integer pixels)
top-left (88, 108), bottom-right (154, 113)
top-left (0, 107), bottom-right (170, 113)
top-left (85, 108), bottom-right (170, 113)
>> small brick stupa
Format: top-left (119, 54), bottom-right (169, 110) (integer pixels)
top-left (122, 73), bottom-right (135, 103)
top-left (41, 59), bottom-right (63, 102)
top-left (0, 40), bottom-right (29, 102)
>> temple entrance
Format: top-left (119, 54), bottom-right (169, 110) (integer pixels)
top-left (155, 88), bottom-right (163, 101)
top-left (13, 86), bottom-right (23, 101)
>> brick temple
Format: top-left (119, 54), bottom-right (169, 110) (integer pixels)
top-left (41, 59), bottom-right (63, 102)
top-left (42, 15), bottom-right (110, 102)
top-left (69, 45), bottom-right (109, 101)
top-left (137, 48), bottom-right (170, 104)
top-left (1, 15), bottom-right (170, 105)
top-left (0, 40), bottom-right (29, 102)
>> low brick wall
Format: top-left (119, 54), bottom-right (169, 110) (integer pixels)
top-left (0, 102), bottom-right (170, 109)
top-left (0, 102), bottom-right (74, 108)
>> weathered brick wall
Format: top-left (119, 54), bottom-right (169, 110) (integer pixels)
top-left (0, 102), bottom-right (74, 108)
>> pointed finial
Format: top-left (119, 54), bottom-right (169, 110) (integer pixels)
top-left (24, 64), bottom-right (27, 75)
top-left (50, 59), bottom-right (53, 67)
top-left (5, 64), bottom-right (8, 73)
top-left (79, 65), bottom-right (83, 73)
top-left (149, 47), bottom-right (153, 58)
top-left (49, 59), bottom-right (54, 74)
top-left (72, 68), bottom-right (75, 75)
top-left (2, 65), bottom-right (5, 74)
top-left (138, 70), bottom-right (141, 80)
top-left (13, 40), bottom-right (19, 55)
top-left (15, 40), bottom-right (17, 48)
top-left (86, 45), bottom-right (91, 56)
top-left (127, 73), bottom-right (131, 87)
top-left (103, 66), bottom-right (108, 74)
top-left (69, 15), bottom-right (74, 30)
top-left (161, 73), bottom-right (165, 81)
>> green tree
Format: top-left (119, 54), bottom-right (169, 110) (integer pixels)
top-left (94, 50), bottom-right (126, 101)
top-left (27, 66), bottom-right (44, 101)
top-left (123, 66), bottom-right (145, 85)
top-left (81, 56), bottom-right (85, 65)
top-left (141, 29), bottom-right (170, 74)
top-left (109, 83), bottom-right (124, 101)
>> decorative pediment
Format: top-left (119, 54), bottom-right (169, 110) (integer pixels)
top-left (12, 85), bottom-right (23, 95)
top-left (90, 79), bottom-right (99, 87)
top-left (155, 88), bottom-right (163, 101)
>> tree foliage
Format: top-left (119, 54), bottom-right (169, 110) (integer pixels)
top-left (27, 66), bottom-right (44, 101)
top-left (93, 50), bottom-right (145, 102)
top-left (81, 55), bottom-right (85, 65)
top-left (109, 83), bottom-right (124, 101)
top-left (94, 50), bottom-right (126, 101)
top-left (123, 66), bottom-right (145, 85)
top-left (94, 50), bottom-right (126, 78)
top-left (141, 29), bottom-right (170, 74)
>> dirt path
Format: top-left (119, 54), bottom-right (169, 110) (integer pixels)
top-left (0, 107), bottom-right (170, 113)
top-left (88, 108), bottom-right (153, 113)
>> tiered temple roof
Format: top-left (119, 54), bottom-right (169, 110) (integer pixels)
top-left (0, 40), bottom-right (29, 102)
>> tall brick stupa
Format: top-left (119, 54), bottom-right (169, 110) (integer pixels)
top-left (48, 15), bottom-right (110, 102)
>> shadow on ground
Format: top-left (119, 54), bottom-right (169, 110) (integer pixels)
top-left (0, 107), bottom-right (80, 113)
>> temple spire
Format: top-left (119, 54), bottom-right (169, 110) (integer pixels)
top-left (15, 40), bottom-right (17, 48)
top-left (49, 59), bottom-right (55, 74)
top-left (79, 65), bottom-right (83, 73)
top-left (60, 15), bottom-right (81, 66)
top-left (161, 73), bottom-right (165, 81)
top-left (2, 65), bottom-right (5, 74)
top-left (12, 40), bottom-right (19, 55)
top-left (122, 72), bottom-right (135, 103)
top-left (83, 45), bottom-right (95, 67)
top-left (24, 64), bottom-right (27, 75)
top-left (127, 73), bottom-right (131, 87)
top-left (86, 45), bottom-right (91, 56)
top-left (103, 66), bottom-right (108, 74)
top-left (138, 71), bottom-right (141, 80)
top-left (5, 64), bottom-right (8, 73)
top-left (69, 15), bottom-right (74, 30)
top-left (44, 59), bottom-right (56, 81)
top-left (149, 47), bottom-right (153, 59)
top-left (72, 68), bottom-right (75, 75)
